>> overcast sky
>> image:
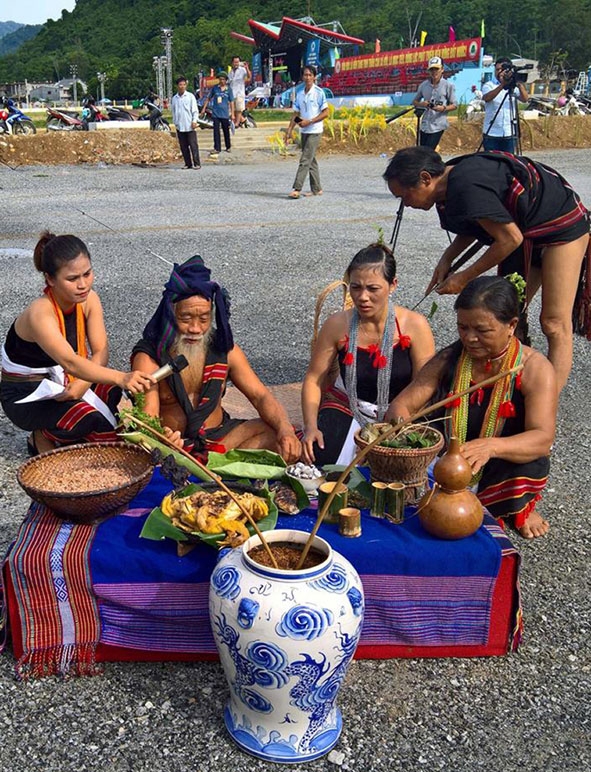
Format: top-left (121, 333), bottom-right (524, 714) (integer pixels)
top-left (4, 0), bottom-right (76, 26)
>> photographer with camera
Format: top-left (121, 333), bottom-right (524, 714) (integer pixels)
top-left (482, 57), bottom-right (528, 152)
top-left (412, 57), bottom-right (457, 149)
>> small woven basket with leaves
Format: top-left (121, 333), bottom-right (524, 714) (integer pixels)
top-left (17, 442), bottom-right (153, 524)
top-left (354, 423), bottom-right (444, 501)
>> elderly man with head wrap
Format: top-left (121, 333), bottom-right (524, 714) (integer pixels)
top-left (132, 256), bottom-right (301, 462)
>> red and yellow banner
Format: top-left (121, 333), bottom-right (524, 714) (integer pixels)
top-left (334, 38), bottom-right (481, 74)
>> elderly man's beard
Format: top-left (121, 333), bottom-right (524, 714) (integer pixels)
top-left (171, 327), bottom-right (213, 385)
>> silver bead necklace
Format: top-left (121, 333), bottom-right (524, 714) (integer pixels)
top-left (345, 299), bottom-right (396, 426)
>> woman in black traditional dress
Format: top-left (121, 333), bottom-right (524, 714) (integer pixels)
top-left (0, 231), bottom-right (154, 454)
top-left (301, 243), bottom-right (435, 466)
top-left (387, 276), bottom-right (557, 539)
top-left (383, 147), bottom-right (589, 392)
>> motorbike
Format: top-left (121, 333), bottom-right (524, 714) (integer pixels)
top-left (555, 90), bottom-right (591, 116)
top-left (81, 98), bottom-right (108, 128)
top-left (46, 105), bottom-right (86, 131)
top-left (239, 95), bottom-right (258, 128)
top-left (105, 104), bottom-right (138, 121)
top-left (195, 96), bottom-right (214, 130)
top-left (139, 96), bottom-right (170, 131)
top-left (0, 97), bottom-right (37, 134)
top-left (0, 104), bottom-right (9, 134)
top-left (465, 87), bottom-right (484, 119)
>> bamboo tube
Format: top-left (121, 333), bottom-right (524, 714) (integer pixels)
top-left (123, 415), bottom-right (279, 568)
top-left (295, 363), bottom-right (524, 569)
top-left (370, 482), bottom-right (388, 518)
top-left (386, 482), bottom-right (405, 524)
top-left (339, 507), bottom-right (361, 537)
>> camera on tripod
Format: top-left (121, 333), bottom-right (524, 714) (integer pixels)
top-left (500, 62), bottom-right (527, 89)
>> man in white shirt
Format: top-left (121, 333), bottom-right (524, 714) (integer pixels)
top-left (286, 66), bottom-right (329, 199)
top-left (228, 56), bottom-right (251, 128)
top-left (171, 76), bottom-right (201, 169)
top-left (482, 57), bottom-right (528, 152)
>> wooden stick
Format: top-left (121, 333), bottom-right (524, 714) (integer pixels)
top-left (295, 363), bottom-right (524, 569)
top-left (124, 416), bottom-right (279, 568)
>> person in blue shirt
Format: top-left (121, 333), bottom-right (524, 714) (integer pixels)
top-left (203, 71), bottom-right (234, 158)
top-left (286, 66), bottom-right (329, 199)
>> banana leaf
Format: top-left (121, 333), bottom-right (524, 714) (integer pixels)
top-left (140, 482), bottom-right (278, 546)
top-left (279, 475), bottom-right (310, 512)
top-left (120, 431), bottom-right (210, 481)
top-left (206, 448), bottom-right (287, 480)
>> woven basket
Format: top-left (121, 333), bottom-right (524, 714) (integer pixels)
top-left (17, 442), bottom-right (153, 524)
top-left (354, 424), bottom-right (444, 500)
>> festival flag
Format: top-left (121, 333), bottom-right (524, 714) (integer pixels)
top-left (449, 26), bottom-right (456, 42)
top-left (420, 30), bottom-right (428, 46)
top-left (481, 19), bottom-right (486, 38)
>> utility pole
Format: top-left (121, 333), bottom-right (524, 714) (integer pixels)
top-left (160, 28), bottom-right (173, 104)
top-left (152, 57), bottom-right (161, 104)
top-left (97, 72), bottom-right (106, 103)
top-left (69, 63), bottom-right (78, 105)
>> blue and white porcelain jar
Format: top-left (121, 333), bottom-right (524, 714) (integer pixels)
top-left (209, 529), bottom-right (364, 764)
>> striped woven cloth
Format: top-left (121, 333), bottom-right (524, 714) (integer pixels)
top-left (1, 470), bottom-right (521, 677)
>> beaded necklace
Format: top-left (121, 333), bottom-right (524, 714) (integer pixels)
top-left (446, 336), bottom-right (522, 484)
top-left (344, 299), bottom-right (396, 426)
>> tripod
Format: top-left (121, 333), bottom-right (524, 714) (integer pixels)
top-left (389, 108), bottom-right (423, 247)
top-left (478, 84), bottom-right (522, 155)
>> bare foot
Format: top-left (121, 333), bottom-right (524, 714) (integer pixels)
top-left (32, 430), bottom-right (56, 454)
top-left (517, 510), bottom-right (549, 539)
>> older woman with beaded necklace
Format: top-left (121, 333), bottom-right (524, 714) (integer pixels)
top-left (301, 243), bottom-right (435, 466)
top-left (387, 276), bottom-right (557, 539)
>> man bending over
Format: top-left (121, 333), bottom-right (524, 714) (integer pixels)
top-left (132, 256), bottom-right (301, 462)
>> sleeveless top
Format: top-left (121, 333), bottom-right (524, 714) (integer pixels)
top-left (466, 381), bottom-right (526, 440)
top-left (5, 309), bottom-right (79, 368)
top-left (337, 318), bottom-right (413, 403)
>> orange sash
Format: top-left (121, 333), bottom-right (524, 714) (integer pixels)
top-left (45, 287), bottom-right (88, 381)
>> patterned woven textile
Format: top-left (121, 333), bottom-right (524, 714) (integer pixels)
top-left (1, 470), bottom-right (521, 678)
top-left (3, 503), bottom-right (102, 678)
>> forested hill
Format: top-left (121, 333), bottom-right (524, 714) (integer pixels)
top-left (0, 0), bottom-right (589, 98)
top-left (0, 24), bottom-right (43, 57)
top-left (0, 21), bottom-right (23, 39)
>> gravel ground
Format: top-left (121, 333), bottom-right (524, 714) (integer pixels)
top-left (0, 150), bottom-right (590, 772)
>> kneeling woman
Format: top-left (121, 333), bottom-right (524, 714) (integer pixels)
top-left (302, 243), bottom-right (436, 465)
top-left (387, 276), bottom-right (556, 539)
top-left (1, 232), bottom-right (155, 454)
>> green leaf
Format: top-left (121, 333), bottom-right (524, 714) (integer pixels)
top-left (280, 474), bottom-right (311, 511)
top-left (120, 431), bottom-right (210, 481)
top-left (427, 301), bottom-right (439, 320)
top-left (207, 448), bottom-right (287, 480)
top-left (140, 506), bottom-right (188, 542)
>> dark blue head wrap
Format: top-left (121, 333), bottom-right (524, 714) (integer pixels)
top-left (142, 255), bottom-right (233, 358)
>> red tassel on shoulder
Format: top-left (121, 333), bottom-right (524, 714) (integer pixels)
top-left (343, 352), bottom-right (354, 366)
top-left (446, 392), bottom-right (462, 408)
top-left (515, 372), bottom-right (523, 390)
top-left (398, 334), bottom-right (411, 349)
top-left (499, 400), bottom-right (516, 418)
top-left (469, 388), bottom-right (484, 406)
